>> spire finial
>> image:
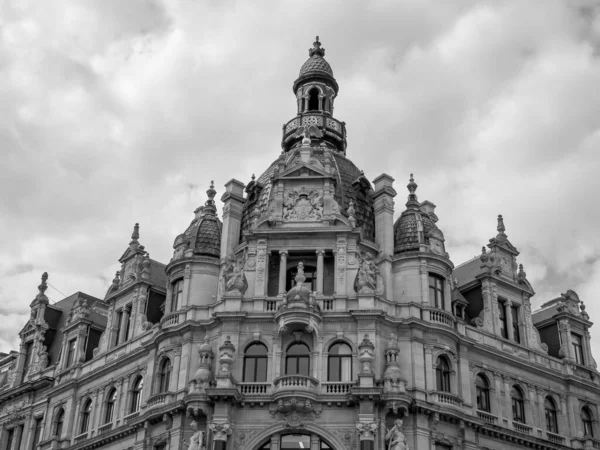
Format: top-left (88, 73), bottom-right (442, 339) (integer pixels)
top-left (405, 173), bottom-right (419, 209)
top-left (204, 181), bottom-right (217, 215)
top-left (36, 272), bottom-right (48, 301)
top-left (497, 214), bottom-right (507, 238)
top-left (131, 223), bottom-right (140, 241)
top-left (309, 36), bottom-right (325, 58)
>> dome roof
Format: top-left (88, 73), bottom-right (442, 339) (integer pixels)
top-left (299, 55), bottom-right (333, 78)
top-left (238, 148), bottom-right (375, 242)
top-left (393, 175), bottom-right (441, 254)
top-left (175, 183), bottom-right (222, 258)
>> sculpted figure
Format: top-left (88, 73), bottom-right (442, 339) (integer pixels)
top-left (183, 421), bottom-right (205, 450)
top-left (386, 419), bottom-right (409, 450)
top-left (354, 252), bottom-right (379, 293)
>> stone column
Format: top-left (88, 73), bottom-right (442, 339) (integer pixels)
top-left (165, 283), bottom-right (173, 316)
top-left (316, 250), bottom-right (324, 295)
top-left (583, 329), bottom-right (594, 367)
top-left (220, 179), bottom-right (246, 259)
top-left (92, 389), bottom-right (105, 434)
top-left (420, 261), bottom-right (429, 306)
top-left (70, 397), bottom-right (83, 439)
top-left (182, 264), bottom-right (192, 309)
top-left (480, 279), bottom-right (495, 334)
top-left (311, 433), bottom-right (320, 450)
top-left (278, 251), bottom-right (288, 294)
top-left (172, 348), bottom-right (182, 392)
top-left (493, 372), bottom-right (504, 420)
top-left (424, 346), bottom-right (434, 391)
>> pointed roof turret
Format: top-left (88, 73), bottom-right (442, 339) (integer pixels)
top-left (405, 173), bottom-right (419, 210)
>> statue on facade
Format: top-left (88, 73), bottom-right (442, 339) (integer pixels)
top-left (183, 421), bottom-right (205, 450)
top-left (386, 419), bottom-right (409, 450)
top-left (354, 251), bottom-right (380, 293)
top-left (220, 253), bottom-right (248, 296)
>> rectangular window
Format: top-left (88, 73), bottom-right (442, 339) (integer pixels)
top-left (124, 306), bottom-right (132, 341)
top-left (32, 418), bottom-right (43, 450)
top-left (114, 310), bottom-right (123, 346)
top-left (15, 424), bottom-right (24, 450)
top-left (498, 300), bottom-right (508, 339)
top-left (428, 274), bottom-right (445, 309)
top-left (511, 304), bottom-right (520, 344)
top-left (6, 428), bottom-right (14, 450)
top-left (66, 339), bottom-right (77, 367)
top-left (172, 279), bottom-right (184, 311)
top-left (22, 342), bottom-right (34, 378)
top-left (572, 334), bottom-right (585, 365)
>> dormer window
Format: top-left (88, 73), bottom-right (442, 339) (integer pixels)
top-left (572, 333), bottom-right (585, 365)
top-left (66, 338), bottom-right (77, 367)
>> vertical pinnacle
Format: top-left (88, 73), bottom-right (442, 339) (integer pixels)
top-left (497, 214), bottom-right (506, 238)
top-left (405, 173), bottom-right (419, 209)
top-left (131, 223), bottom-right (140, 241)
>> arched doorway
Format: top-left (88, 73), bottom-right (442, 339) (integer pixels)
top-left (246, 423), bottom-right (349, 450)
top-left (255, 433), bottom-right (333, 449)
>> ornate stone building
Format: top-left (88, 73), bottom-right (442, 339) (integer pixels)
top-left (1, 38), bottom-right (599, 450)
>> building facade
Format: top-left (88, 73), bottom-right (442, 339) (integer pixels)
top-left (1, 38), bottom-right (599, 450)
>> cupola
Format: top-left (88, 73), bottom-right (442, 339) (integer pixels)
top-left (393, 175), bottom-right (447, 256)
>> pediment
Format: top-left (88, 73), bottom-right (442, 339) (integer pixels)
top-left (278, 160), bottom-right (330, 180)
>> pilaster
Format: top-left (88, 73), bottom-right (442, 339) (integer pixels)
top-left (220, 179), bottom-right (246, 259)
top-left (372, 174), bottom-right (396, 301)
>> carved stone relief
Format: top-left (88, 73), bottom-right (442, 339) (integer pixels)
top-left (283, 187), bottom-right (324, 221)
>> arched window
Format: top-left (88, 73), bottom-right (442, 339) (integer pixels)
top-left (80, 399), bottom-right (92, 433)
top-left (105, 388), bottom-right (117, 424)
top-left (130, 376), bottom-right (143, 413)
top-left (54, 408), bottom-right (65, 437)
top-left (286, 342), bottom-right (310, 376)
top-left (280, 434), bottom-right (331, 449)
top-left (582, 406), bottom-right (594, 437)
top-left (435, 356), bottom-right (451, 393)
top-left (544, 396), bottom-right (558, 433)
top-left (307, 88), bottom-right (320, 111)
top-left (243, 343), bottom-right (268, 382)
top-left (475, 374), bottom-right (490, 412)
top-left (159, 359), bottom-right (172, 393)
top-left (511, 386), bottom-right (525, 423)
top-left (328, 342), bottom-right (352, 382)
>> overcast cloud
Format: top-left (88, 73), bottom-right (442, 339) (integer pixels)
top-left (1, 0), bottom-right (600, 360)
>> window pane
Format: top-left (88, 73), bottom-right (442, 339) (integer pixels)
top-left (288, 343), bottom-right (309, 355)
top-left (340, 356), bottom-right (352, 382)
top-left (244, 358), bottom-right (256, 382)
top-left (286, 357), bottom-right (297, 375)
top-left (298, 357), bottom-right (309, 376)
top-left (281, 434), bottom-right (310, 449)
top-left (246, 343), bottom-right (267, 356)
top-left (328, 356), bottom-right (340, 381)
top-left (256, 358), bottom-right (267, 382)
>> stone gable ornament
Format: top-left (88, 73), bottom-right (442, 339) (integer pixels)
top-left (209, 422), bottom-right (232, 441)
top-left (283, 187), bottom-right (324, 221)
top-left (356, 421), bottom-right (378, 441)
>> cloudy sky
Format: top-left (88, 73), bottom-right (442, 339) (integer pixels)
top-left (1, 0), bottom-right (600, 359)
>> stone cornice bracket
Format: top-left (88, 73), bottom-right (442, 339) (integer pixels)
top-left (356, 421), bottom-right (378, 441)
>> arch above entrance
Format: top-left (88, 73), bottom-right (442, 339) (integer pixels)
top-left (243, 421), bottom-right (353, 450)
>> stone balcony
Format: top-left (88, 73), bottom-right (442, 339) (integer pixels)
top-left (432, 391), bottom-right (462, 407)
top-left (425, 308), bottom-right (455, 327)
top-left (273, 375), bottom-right (319, 402)
top-left (160, 311), bottom-right (186, 329)
top-left (512, 421), bottom-right (532, 435)
top-left (476, 410), bottom-right (497, 425)
top-left (282, 113), bottom-right (346, 151)
top-left (146, 392), bottom-right (174, 408)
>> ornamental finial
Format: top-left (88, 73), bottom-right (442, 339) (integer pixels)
top-left (309, 36), bottom-right (325, 57)
top-left (204, 181), bottom-right (217, 214)
top-left (497, 214), bottom-right (507, 238)
top-left (405, 173), bottom-right (419, 209)
top-left (131, 223), bottom-right (140, 241)
top-left (38, 272), bottom-right (48, 296)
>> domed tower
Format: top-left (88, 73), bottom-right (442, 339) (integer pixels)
top-left (392, 175), bottom-right (454, 313)
top-left (166, 182), bottom-right (222, 316)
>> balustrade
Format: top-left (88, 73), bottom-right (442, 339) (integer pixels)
top-left (264, 299), bottom-right (278, 312)
top-left (147, 392), bottom-right (172, 407)
top-left (435, 391), bottom-right (462, 406)
top-left (428, 309), bottom-right (454, 326)
top-left (546, 432), bottom-right (565, 445)
top-left (476, 410), bottom-right (497, 425)
top-left (512, 422), bottom-right (532, 435)
top-left (98, 423), bottom-right (113, 435)
top-left (274, 375), bottom-right (319, 390)
top-left (160, 312), bottom-right (183, 328)
top-left (239, 382), bottom-right (270, 395)
top-left (321, 381), bottom-right (354, 394)
top-left (322, 299), bottom-right (335, 311)
top-left (74, 433), bottom-right (88, 443)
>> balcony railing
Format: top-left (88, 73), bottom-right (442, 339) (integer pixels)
top-left (476, 410), bottom-right (497, 425)
top-left (433, 391), bottom-right (462, 406)
top-left (147, 392), bottom-right (173, 407)
top-left (124, 411), bottom-right (140, 422)
top-left (428, 309), bottom-right (454, 327)
top-left (512, 421), bottom-right (532, 435)
top-left (282, 113), bottom-right (346, 149)
top-left (74, 432), bottom-right (88, 443)
top-left (161, 311), bottom-right (183, 328)
top-left (98, 423), bottom-right (113, 435)
top-left (321, 381), bottom-right (354, 394)
top-left (264, 299), bottom-right (278, 312)
top-left (274, 375), bottom-right (319, 390)
top-left (322, 298), bottom-right (335, 311)
top-left (546, 432), bottom-right (565, 445)
top-left (239, 382), bottom-right (270, 395)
